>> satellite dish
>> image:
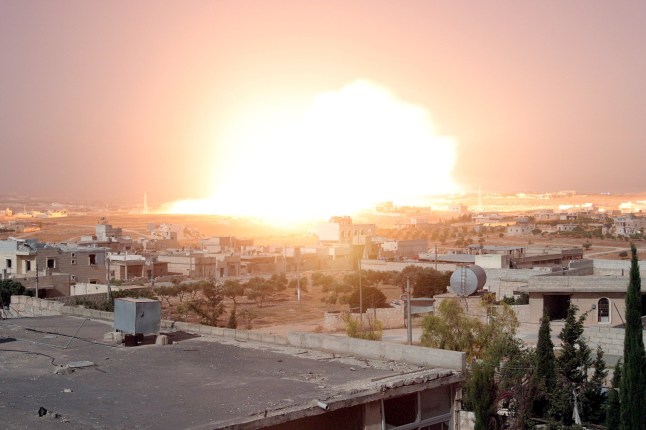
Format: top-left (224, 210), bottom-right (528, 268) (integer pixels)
top-left (449, 265), bottom-right (487, 296)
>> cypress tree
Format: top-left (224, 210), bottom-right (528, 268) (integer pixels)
top-left (533, 310), bottom-right (556, 419)
top-left (581, 345), bottom-right (608, 424)
top-left (607, 359), bottom-right (621, 430)
top-left (466, 361), bottom-right (497, 430)
top-left (554, 304), bottom-right (592, 425)
top-left (620, 244), bottom-right (646, 430)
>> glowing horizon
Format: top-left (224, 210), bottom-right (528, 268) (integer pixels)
top-left (161, 80), bottom-right (460, 223)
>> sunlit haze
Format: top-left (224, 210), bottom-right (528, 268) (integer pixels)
top-left (3, 1), bottom-right (646, 205)
top-left (162, 80), bottom-right (458, 222)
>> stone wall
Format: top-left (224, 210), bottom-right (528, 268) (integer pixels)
top-left (287, 332), bottom-right (465, 371)
top-left (360, 259), bottom-right (457, 273)
top-left (583, 325), bottom-right (646, 357)
top-left (9, 295), bottom-right (114, 321)
top-left (51, 293), bottom-right (112, 306)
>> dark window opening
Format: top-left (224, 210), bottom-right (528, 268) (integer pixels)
top-left (47, 258), bottom-right (55, 269)
top-left (89, 279), bottom-right (97, 285)
top-left (543, 294), bottom-right (570, 320)
top-left (26, 261), bottom-right (31, 271)
top-left (598, 298), bottom-right (610, 323)
top-left (6, 259), bottom-right (12, 269)
top-left (89, 254), bottom-right (97, 265)
top-left (384, 393), bottom-right (417, 427)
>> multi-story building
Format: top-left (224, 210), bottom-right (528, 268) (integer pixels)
top-left (0, 239), bottom-right (107, 297)
top-left (613, 215), bottom-right (646, 237)
top-left (317, 216), bottom-right (375, 245)
top-left (78, 218), bottom-right (134, 252)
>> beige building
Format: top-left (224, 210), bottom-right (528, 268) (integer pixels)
top-left (317, 216), bottom-right (375, 245)
top-left (518, 274), bottom-right (645, 326)
top-left (0, 239), bottom-right (107, 297)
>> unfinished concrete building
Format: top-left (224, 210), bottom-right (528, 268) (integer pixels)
top-left (2, 301), bottom-right (465, 429)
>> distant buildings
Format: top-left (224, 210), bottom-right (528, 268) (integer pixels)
top-left (78, 218), bottom-right (134, 252)
top-left (317, 216), bottom-right (375, 245)
top-left (0, 238), bottom-right (107, 297)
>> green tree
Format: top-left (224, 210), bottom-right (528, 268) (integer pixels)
top-left (347, 286), bottom-right (388, 310)
top-left (498, 346), bottom-right (538, 429)
top-left (342, 311), bottom-right (383, 340)
top-left (394, 266), bottom-right (451, 298)
top-left (244, 277), bottom-right (274, 307)
top-left (620, 244), bottom-right (646, 430)
top-left (558, 305), bottom-right (591, 385)
top-left (154, 285), bottom-right (177, 307)
top-left (268, 273), bottom-right (288, 292)
top-left (421, 299), bottom-right (484, 360)
top-left (222, 279), bottom-right (244, 305)
top-left (0, 279), bottom-right (30, 307)
top-left (533, 310), bottom-right (556, 420)
top-left (580, 346), bottom-right (608, 425)
top-left (466, 361), bottom-right (497, 430)
top-left (606, 359), bottom-right (622, 430)
top-left (553, 304), bottom-right (592, 426)
top-left (187, 280), bottom-right (225, 326)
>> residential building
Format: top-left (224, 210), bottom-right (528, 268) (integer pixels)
top-left (317, 216), bottom-right (375, 245)
top-left (0, 239), bottom-right (107, 297)
top-left (78, 218), bottom-right (134, 252)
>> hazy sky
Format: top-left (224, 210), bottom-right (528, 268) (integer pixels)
top-left (2, 1), bottom-right (646, 205)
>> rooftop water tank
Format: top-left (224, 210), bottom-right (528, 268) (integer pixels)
top-left (114, 298), bottom-right (160, 336)
top-left (449, 265), bottom-right (486, 296)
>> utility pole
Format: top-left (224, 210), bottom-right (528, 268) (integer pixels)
top-left (296, 247), bottom-right (301, 304)
top-left (359, 258), bottom-right (363, 332)
top-left (106, 256), bottom-right (112, 301)
top-left (406, 276), bottom-right (412, 345)
top-left (35, 261), bottom-right (39, 299)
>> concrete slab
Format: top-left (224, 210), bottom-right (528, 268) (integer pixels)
top-left (0, 315), bottom-right (457, 429)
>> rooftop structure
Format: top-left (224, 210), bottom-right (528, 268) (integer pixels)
top-left (1, 311), bottom-right (464, 429)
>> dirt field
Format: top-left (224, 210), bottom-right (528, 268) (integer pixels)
top-left (158, 273), bottom-right (404, 334)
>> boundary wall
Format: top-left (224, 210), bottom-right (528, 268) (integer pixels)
top-left (584, 325), bottom-right (646, 357)
top-left (8, 295), bottom-right (465, 372)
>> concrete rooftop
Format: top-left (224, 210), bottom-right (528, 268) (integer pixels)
top-left (1, 316), bottom-right (458, 429)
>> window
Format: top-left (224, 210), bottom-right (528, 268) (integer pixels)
top-left (47, 258), bottom-right (56, 269)
top-left (6, 259), bottom-right (11, 269)
top-left (26, 261), bottom-right (31, 271)
top-left (89, 254), bottom-right (97, 265)
top-left (598, 298), bottom-right (610, 323)
top-left (89, 279), bottom-right (98, 284)
top-left (420, 385), bottom-right (451, 420)
top-left (382, 387), bottom-right (453, 430)
top-left (384, 393), bottom-right (417, 428)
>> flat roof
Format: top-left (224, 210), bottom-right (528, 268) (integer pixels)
top-left (1, 316), bottom-right (459, 429)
